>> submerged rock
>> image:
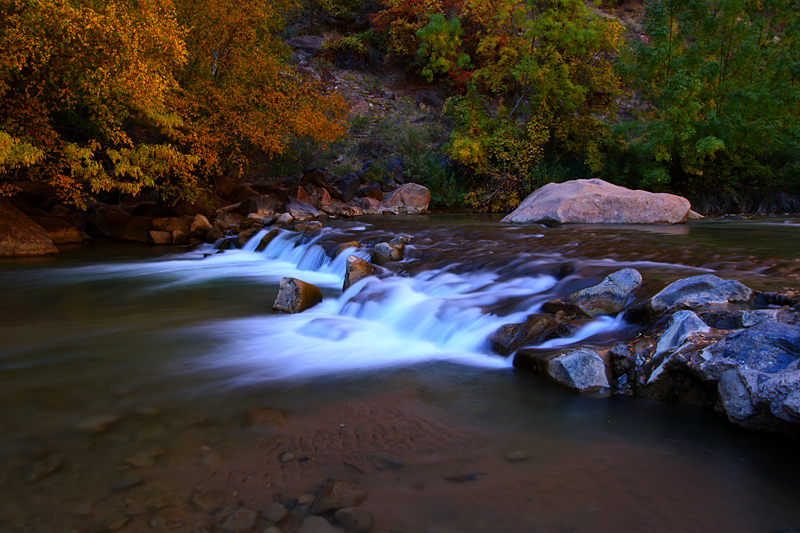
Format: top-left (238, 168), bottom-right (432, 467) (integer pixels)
top-left (373, 241), bottom-right (404, 265)
top-left (334, 241), bottom-right (361, 258)
top-left (311, 480), bottom-right (367, 514)
top-left (501, 178), bottom-right (692, 225)
top-left (488, 314), bottom-right (560, 355)
top-left (543, 268), bottom-right (642, 318)
top-left (649, 274), bottom-right (753, 314)
top-left (221, 509), bottom-right (258, 533)
top-left (273, 277), bottom-right (323, 313)
top-left (344, 255), bottom-right (375, 291)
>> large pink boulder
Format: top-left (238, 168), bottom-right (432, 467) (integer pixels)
top-left (501, 179), bottom-right (692, 225)
top-left (380, 183), bottom-right (431, 215)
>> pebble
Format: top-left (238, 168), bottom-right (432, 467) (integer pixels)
top-left (297, 516), bottom-right (342, 533)
top-left (297, 493), bottom-right (314, 505)
top-left (220, 509), bottom-right (258, 533)
top-left (108, 516), bottom-right (130, 531)
top-left (75, 414), bottom-right (121, 433)
top-left (506, 451), bottom-right (529, 462)
top-left (334, 507), bottom-right (373, 533)
top-left (111, 476), bottom-right (144, 491)
top-left (310, 480), bottom-right (367, 515)
top-left (260, 503), bottom-right (288, 523)
top-left (150, 516), bottom-right (168, 530)
top-left (279, 453), bottom-right (294, 463)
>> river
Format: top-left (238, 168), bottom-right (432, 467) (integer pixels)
top-left (1, 214), bottom-right (799, 533)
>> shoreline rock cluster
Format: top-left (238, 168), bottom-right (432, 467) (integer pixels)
top-left (506, 271), bottom-right (800, 435)
top-left (0, 164), bottom-right (431, 256)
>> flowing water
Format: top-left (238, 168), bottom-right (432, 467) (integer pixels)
top-left (1, 215), bottom-right (800, 533)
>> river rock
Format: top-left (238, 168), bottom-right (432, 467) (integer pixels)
top-left (298, 516), bottom-right (343, 533)
top-left (356, 197), bottom-right (381, 215)
top-left (380, 183), bottom-right (431, 215)
top-left (335, 174), bottom-right (362, 203)
top-left (334, 241), bottom-right (361, 258)
top-left (344, 255), bottom-right (375, 290)
top-left (215, 211), bottom-right (244, 231)
top-left (152, 216), bottom-right (193, 234)
top-left (206, 224), bottom-right (225, 243)
top-left (287, 198), bottom-right (321, 221)
top-left (655, 311), bottom-right (710, 356)
top-left (30, 216), bottom-right (82, 244)
top-left (236, 227), bottom-right (262, 248)
top-left (247, 407), bottom-right (288, 429)
top-left (119, 216), bottom-right (155, 243)
top-left (488, 314), bottom-right (561, 355)
top-left (338, 205), bottom-right (363, 217)
top-left (0, 200), bottom-right (59, 256)
top-left (546, 348), bottom-right (610, 392)
top-left (85, 205), bottom-right (132, 239)
top-left (501, 178), bottom-right (692, 225)
top-left (373, 241), bottom-right (404, 265)
top-left (148, 230), bottom-right (173, 245)
top-left (246, 195), bottom-right (278, 217)
top-left (260, 503), bottom-right (289, 523)
top-left (256, 229), bottom-right (281, 252)
top-left (295, 221), bottom-right (323, 232)
top-left (273, 277), bottom-right (323, 313)
top-left (356, 183), bottom-right (383, 201)
top-left (221, 509), bottom-right (258, 533)
top-left (191, 214), bottom-right (213, 237)
top-left (649, 274), bottom-right (753, 314)
top-left (334, 507), bottom-right (373, 533)
top-left (275, 213), bottom-right (294, 227)
top-left (311, 480), bottom-right (367, 514)
top-left (543, 268), bottom-right (642, 318)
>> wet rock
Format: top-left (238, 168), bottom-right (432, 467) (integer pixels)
top-left (200, 451), bottom-right (223, 466)
top-left (335, 174), bottom-right (362, 203)
top-left (236, 227), bottom-right (263, 248)
top-left (125, 455), bottom-right (156, 468)
top-left (118, 216), bottom-right (154, 243)
top-left (273, 277), bottom-right (323, 313)
top-left (275, 213), bottom-right (294, 227)
top-left (248, 407), bottom-right (289, 429)
top-left (191, 214), bottom-right (213, 238)
top-left (655, 311), bottom-right (710, 356)
top-left (295, 221), bottom-right (323, 232)
top-left (108, 516), bottom-right (130, 531)
top-left (30, 459), bottom-right (62, 481)
top-left (287, 198), bottom-right (321, 221)
top-left (280, 452), bottom-right (295, 463)
top-left (221, 509), bottom-right (258, 533)
top-left (31, 215), bottom-right (82, 243)
top-left (311, 480), bottom-right (367, 514)
top-left (216, 211), bottom-right (244, 231)
top-left (380, 183), bottom-right (431, 215)
top-left (487, 314), bottom-right (560, 355)
top-left (501, 178), bottom-right (692, 225)
top-left (299, 516), bottom-right (343, 533)
top-left (173, 229), bottom-right (189, 245)
top-left (505, 451), bottom-right (529, 462)
top-left (718, 368), bottom-right (759, 422)
top-left (148, 230), bottom-right (173, 244)
top-left (547, 348), bottom-right (610, 392)
top-left (261, 503), bottom-right (289, 523)
top-left (206, 225), bottom-right (225, 243)
top-left (0, 199), bottom-right (60, 255)
top-left (111, 476), bottom-right (144, 491)
top-left (334, 241), bottom-right (361, 258)
top-left (543, 268), bottom-right (642, 318)
top-left (649, 274), bottom-right (753, 314)
top-left (373, 241), bottom-right (404, 266)
top-left (343, 256), bottom-right (375, 291)
top-left (334, 507), bottom-right (373, 533)
top-left (256, 229), bottom-right (281, 252)
top-left (75, 414), bottom-right (120, 433)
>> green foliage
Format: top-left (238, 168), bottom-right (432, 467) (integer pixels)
top-left (404, 150), bottom-right (464, 208)
top-left (416, 14), bottom-right (470, 83)
top-left (616, 0), bottom-right (800, 196)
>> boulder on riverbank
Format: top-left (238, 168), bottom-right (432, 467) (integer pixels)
top-left (0, 199), bottom-right (59, 256)
top-left (380, 183), bottom-right (431, 215)
top-left (501, 179), bottom-right (692, 225)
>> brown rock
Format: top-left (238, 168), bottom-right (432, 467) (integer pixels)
top-left (294, 186), bottom-right (315, 206)
top-left (85, 205), bottom-right (132, 239)
top-left (206, 225), bottom-right (224, 243)
top-left (148, 230), bottom-right (173, 244)
top-left (245, 195), bottom-right (278, 217)
top-left (334, 507), bottom-right (373, 533)
top-left (221, 509), bottom-right (258, 533)
top-left (311, 480), bottom-right (367, 515)
top-left (488, 314), bottom-right (560, 356)
top-left (287, 198), bottom-right (321, 221)
top-left (152, 216), bottom-right (193, 234)
top-left (273, 277), bottom-right (323, 313)
top-left (380, 183), bottom-right (431, 215)
top-left (295, 221), bottom-right (323, 232)
top-left (215, 211), bottom-right (244, 231)
top-left (190, 214), bottom-right (213, 237)
top-left (256, 229), bottom-right (281, 251)
top-left (236, 227), bottom-right (263, 248)
top-left (172, 230), bottom-right (189, 245)
top-left (338, 205), bottom-right (363, 218)
top-left (373, 241), bottom-right (404, 265)
top-left (229, 185), bottom-right (260, 205)
top-left (0, 201), bottom-right (59, 256)
top-left (356, 197), bottom-right (381, 215)
top-left (344, 255), bottom-right (375, 291)
top-left (502, 178), bottom-right (692, 225)
top-left (120, 216), bottom-right (154, 243)
top-left (356, 183), bottom-right (383, 201)
top-left (215, 174), bottom-right (240, 199)
top-left (30, 216), bottom-right (82, 243)
top-left (334, 241), bottom-right (361, 258)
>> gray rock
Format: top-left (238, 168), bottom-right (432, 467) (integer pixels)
top-left (718, 368), bottom-right (758, 421)
top-left (701, 322), bottom-right (800, 381)
top-left (543, 268), bottom-right (642, 318)
top-left (280, 452), bottom-right (295, 463)
top-left (311, 480), bottom-right (367, 514)
top-left (655, 310), bottom-right (710, 356)
top-left (273, 277), bottom-right (323, 313)
top-left (286, 198), bottom-right (321, 221)
top-left (755, 371), bottom-right (800, 422)
top-left (335, 174), bottom-right (362, 203)
top-left (298, 516), bottom-right (343, 533)
top-left (649, 274), bottom-right (753, 313)
top-left (221, 509), bottom-right (258, 533)
top-left (260, 503), bottom-right (288, 523)
top-left (334, 507), bottom-right (373, 533)
top-left (547, 348), bottom-right (610, 392)
top-left (373, 242), bottom-right (404, 266)
top-left (488, 314), bottom-right (561, 355)
top-left (275, 213), bottom-right (294, 227)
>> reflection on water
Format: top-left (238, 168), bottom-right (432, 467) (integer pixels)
top-left (0, 215), bottom-right (799, 533)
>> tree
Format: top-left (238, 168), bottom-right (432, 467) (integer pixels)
top-left (616, 0), bottom-right (800, 196)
